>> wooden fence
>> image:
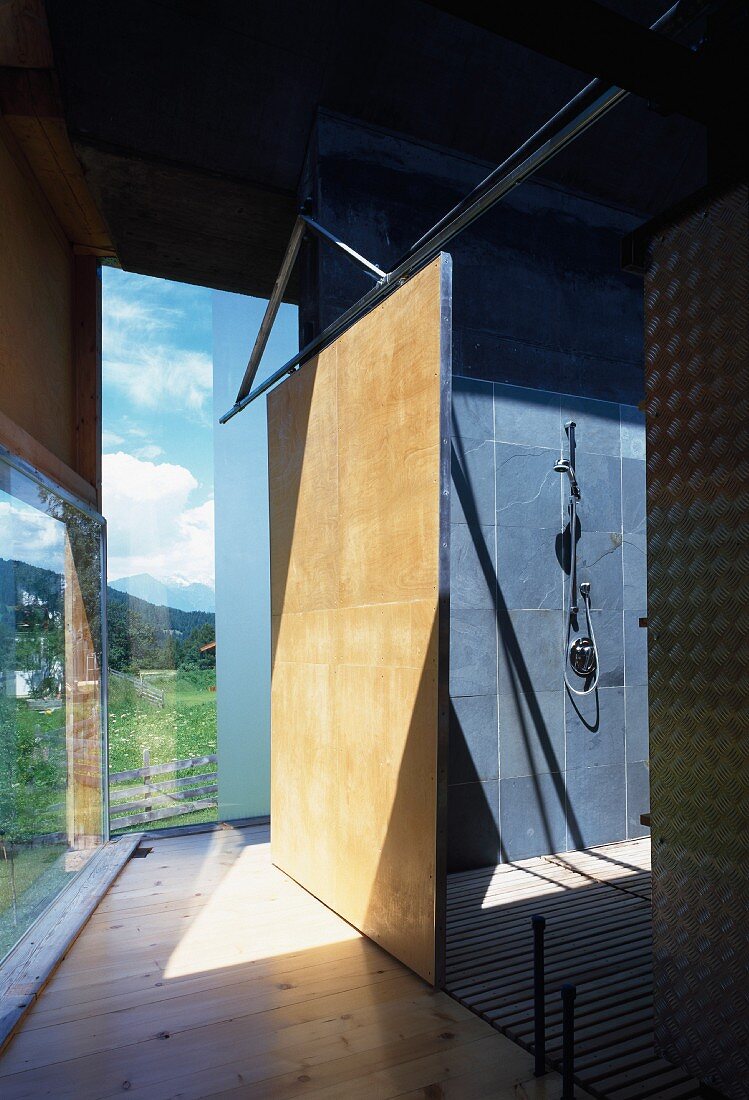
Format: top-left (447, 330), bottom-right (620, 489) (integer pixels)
top-left (109, 750), bottom-right (217, 829)
top-left (109, 669), bottom-right (165, 707)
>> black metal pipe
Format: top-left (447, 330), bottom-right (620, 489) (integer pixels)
top-left (532, 914), bottom-right (547, 1076)
top-left (561, 983), bottom-right (577, 1099)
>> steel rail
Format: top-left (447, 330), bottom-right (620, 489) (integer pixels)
top-left (234, 215), bottom-right (305, 405)
top-left (219, 82), bottom-right (623, 424)
top-left (220, 0), bottom-right (705, 423)
top-left (301, 215), bottom-right (387, 280)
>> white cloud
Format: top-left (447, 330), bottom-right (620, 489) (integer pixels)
top-left (103, 452), bottom-right (214, 587)
top-left (102, 429), bottom-right (125, 448)
top-left (133, 444), bottom-right (164, 461)
top-left (0, 500), bottom-right (65, 572)
top-left (102, 285), bottom-right (212, 416)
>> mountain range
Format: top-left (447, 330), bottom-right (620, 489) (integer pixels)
top-left (109, 573), bottom-right (215, 613)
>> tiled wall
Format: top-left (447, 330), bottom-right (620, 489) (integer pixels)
top-left (297, 112), bottom-right (651, 872)
top-left (448, 377), bottom-right (649, 869)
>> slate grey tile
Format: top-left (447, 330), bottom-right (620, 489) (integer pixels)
top-left (499, 690), bottom-right (564, 779)
top-left (497, 526), bottom-right (563, 610)
top-left (627, 761), bottom-right (651, 839)
top-left (451, 437), bottom-right (495, 526)
top-left (622, 457), bottom-right (646, 534)
top-left (625, 684), bottom-right (649, 762)
top-left (574, 450), bottom-right (622, 532)
top-left (500, 773), bottom-right (567, 860)
top-left (494, 383), bottom-right (561, 449)
top-left (623, 530), bottom-right (647, 610)
top-left (586, 610), bottom-right (624, 687)
top-left (447, 780), bottom-right (501, 872)
top-left (449, 695), bottom-right (499, 784)
top-left (624, 611), bottom-right (648, 686)
top-left (451, 523), bottom-right (496, 610)
top-left (450, 609), bottom-right (497, 698)
top-left (575, 529), bottom-right (624, 610)
top-left (452, 376), bottom-right (494, 441)
top-left (496, 442), bottom-right (563, 530)
top-left (565, 685), bottom-right (625, 770)
top-left (620, 404), bottom-right (646, 460)
top-left (565, 764), bottom-right (626, 849)
top-left (561, 394), bottom-right (621, 456)
top-left (498, 610), bottom-right (564, 696)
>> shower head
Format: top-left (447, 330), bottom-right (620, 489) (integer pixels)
top-left (554, 456), bottom-right (581, 499)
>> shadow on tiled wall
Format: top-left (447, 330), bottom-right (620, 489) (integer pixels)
top-left (448, 378), bottom-right (650, 870)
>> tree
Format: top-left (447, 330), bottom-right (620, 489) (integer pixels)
top-left (106, 599), bottom-right (160, 672)
top-left (179, 623), bottom-right (216, 669)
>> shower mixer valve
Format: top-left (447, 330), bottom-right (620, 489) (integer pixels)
top-left (554, 432), bottom-right (600, 696)
top-left (569, 635), bottom-right (597, 677)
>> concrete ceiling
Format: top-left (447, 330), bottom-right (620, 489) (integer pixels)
top-left (46, 0), bottom-right (707, 299)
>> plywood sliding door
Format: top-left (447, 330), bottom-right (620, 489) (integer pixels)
top-left (268, 255), bottom-right (451, 984)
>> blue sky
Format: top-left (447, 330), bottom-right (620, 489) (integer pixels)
top-left (101, 267), bottom-right (297, 590)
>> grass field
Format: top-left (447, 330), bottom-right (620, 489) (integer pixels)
top-left (1, 669), bottom-right (218, 956)
top-left (108, 668), bottom-right (218, 832)
top-left (0, 843), bottom-right (68, 963)
top-left (0, 698), bottom-right (71, 960)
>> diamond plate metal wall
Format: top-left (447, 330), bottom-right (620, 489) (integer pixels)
top-left (645, 179), bottom-right (749, 1099)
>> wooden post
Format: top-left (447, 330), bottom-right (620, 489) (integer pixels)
top-left (64, 533), bottom-right (103, 849)
top-left (142, 748), bottom-right (151, 817)
top-left (72, 254), bottom-right (101, 507)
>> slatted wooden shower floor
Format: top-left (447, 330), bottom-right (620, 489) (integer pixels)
top-left (445, 839), bottom-right (703, 1100)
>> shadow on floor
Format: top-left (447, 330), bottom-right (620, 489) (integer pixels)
top-left (444, 841), bottom-right (705, 1100)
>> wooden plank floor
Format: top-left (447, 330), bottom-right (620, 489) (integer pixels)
top-left (446, 839), bottom-right (703, 1100)
top-left (0, 823), bottom-right (586, 1099)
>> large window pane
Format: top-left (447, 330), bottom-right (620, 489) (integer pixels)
top-left (0, 452), bottom-right (106, 962)
top-left (102, 269), bottom-right (217, 833)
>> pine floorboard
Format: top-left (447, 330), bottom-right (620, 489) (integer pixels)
top-left (0, 823), bottom-right (583, 1099)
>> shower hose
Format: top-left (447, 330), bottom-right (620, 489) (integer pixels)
top-left (564, 494), bottom-right (600, 697)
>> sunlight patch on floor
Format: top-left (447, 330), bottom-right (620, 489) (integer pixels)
top-left (163, 834), bottom-right (360, 979)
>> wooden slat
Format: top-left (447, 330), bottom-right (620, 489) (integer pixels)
top-left (109, 774), bottom-right (218, 804)
top-left (109, 786), bottom-right (218, 817)
top-left (112, 799), bottom-right (216, 829)
top-left (109, 754), bottom-right (217, 783)
top-left (444, 838), bottom-right (700, 1100)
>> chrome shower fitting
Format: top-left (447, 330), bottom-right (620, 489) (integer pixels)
top-left (554, 428), bottom-right (600, 696)
top-left (553, 457), bottom-right (581, 500)
top-left (565, 580), bottom-right (600, 695)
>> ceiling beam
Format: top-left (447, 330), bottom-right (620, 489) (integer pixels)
top-left (423, 0), bottom-right (709, 122)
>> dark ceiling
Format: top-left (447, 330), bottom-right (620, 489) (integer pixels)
top-left (46, 0), bottom-right (707, 298)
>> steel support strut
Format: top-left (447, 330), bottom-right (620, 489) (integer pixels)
top-left (220, 0), bottom-right (708, 423)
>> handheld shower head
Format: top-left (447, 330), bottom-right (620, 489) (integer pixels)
top-left (554, 456), bottom-right (581, 499)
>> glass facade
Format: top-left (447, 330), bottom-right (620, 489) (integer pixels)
top-left (0, 449), bottom-right (106, 963)
top-left (102, 269), bottom-right (218, 834)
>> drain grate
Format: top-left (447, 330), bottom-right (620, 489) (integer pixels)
top-left (445, 840), bottom-right (702, 1099)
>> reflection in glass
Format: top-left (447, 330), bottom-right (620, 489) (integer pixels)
top-left (0, 454), bottom-right (105, 962)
